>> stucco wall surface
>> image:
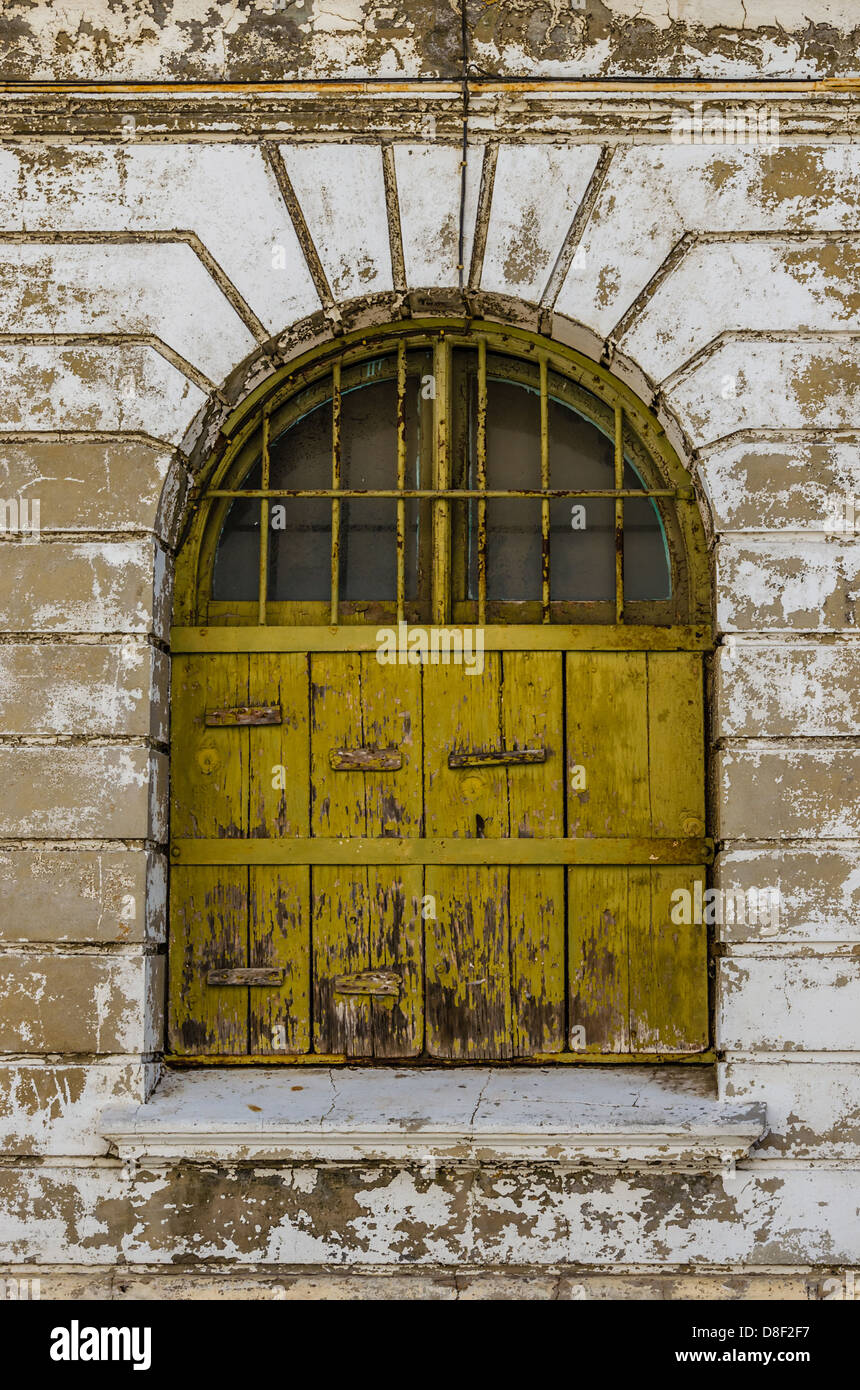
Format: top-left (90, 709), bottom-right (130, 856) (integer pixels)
top-left (0, 8), bottom-right (857, 1291)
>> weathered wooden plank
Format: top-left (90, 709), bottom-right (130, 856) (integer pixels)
top-left (310, 653), bottom-right (372, 1055)
top-left (568, 866), bottom-right (630, 1054)
top-left (647, 651), bottom-right (705, 837)
top-left (172, 624), bottom-right (712, 654)
top-left (168, 867), bottom-right (247, 1056)
top-left (424, 657), bottom-right (512, 1059)
top-left (249, 867), bottom-right (310, 1056)
top-left (504, 651), bottom-right (565, 1055)
top-left (628, 866), bottom-right (709, 1055)
top-left (169, 654), bottom-right (250, 1055)
top-left (425, 864), bottom-right (512, 1060)
top-left (566, 651), bottom-right (650, 837)
top-left (360, 657), bottom-right (423, 1056)
top-left (313, 866), bottom-right (373, 1056)
top-left (171, 836), bottom-right (713, 866)
top-left (170, 653), bottom-right (249, 840)
top-left (249, 653), bottom-right (309, 839)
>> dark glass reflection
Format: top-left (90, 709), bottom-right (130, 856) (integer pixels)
top-left (467, 378), bottom-right (670, 603)
top-left (211, 460), bottom-right (261, 601)
top-left (211, 356), bottom-right (671, 608)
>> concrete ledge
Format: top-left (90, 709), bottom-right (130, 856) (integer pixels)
top-left (102, 1067), bottom-right (768, 1173)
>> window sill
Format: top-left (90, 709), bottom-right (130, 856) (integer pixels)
top-left (102, 1067), bottom-right (767, 1174)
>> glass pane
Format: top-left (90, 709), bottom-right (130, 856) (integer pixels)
top-left (340, 379), bottom-right (397, 601)
top-left (624, 489), bottom-right (671, 599)
top-left (211, 460), bottom-right (261, 601)
top-left (468, 378), bottom-right (541, 601)
top-left (549, 400), bottom-right (615, 602)
top-left (268, 400), bottom-right (332, 602)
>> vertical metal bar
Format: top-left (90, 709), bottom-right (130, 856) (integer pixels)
top-left (540, 354), bottom-right (550, 622)
top-left (476, 336), bottom-right (488, 626)
top-left (257, 412), bottom-right (270, 626)
top-left (330, 360), bottom-right (342, 626)
top-left (614, 403), bottom-right (624, 625)
top-left (396, 341), bottom-right (407, 624)
top-left (432, 336), bottom-right (451, 625)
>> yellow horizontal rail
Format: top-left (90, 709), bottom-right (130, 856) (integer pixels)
top-left (170, 837), bottom-right (713, 867)
top-left (171, 623), bottom-right (711, 654)
top-left (166, 1052), bottom-right (717, 1067)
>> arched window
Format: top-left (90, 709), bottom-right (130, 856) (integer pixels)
top-left (169, 322), bottom-right (712, 1062)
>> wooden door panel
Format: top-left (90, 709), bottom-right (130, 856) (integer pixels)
top-left (568, 865), bottom-right (631, 1054)
top-left (249, 652), bottom-right (309, 839)
top-left (169, 654), bottom-right (250, 1054)
top-left (171, 653), bottom-right (249, 840)
top-left (168, 866), bottom-right (248, 1055)
top-left (425, 864), bottom-right (511, 1060)
top-left (510, 865), bottom-right (565, 1054)
top-left (569, 864), bottom-right (709, 1057)
top-left (249, 866), bottom-right (310, 1055)
top-left (367, 868), bottom-right (424, 1058)
top-left (647, 653), bottom-right (706, 837)
top-left (566, 652), bottom-right (650, 838)
top-left (310, 654), bottom-right (423, 1056)
top-left (503, 653), bottom-right (565, 1054)
top-left (629, 866), bottom-right (708, 1054)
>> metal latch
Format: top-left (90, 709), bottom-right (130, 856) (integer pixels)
top-left (333, 970), bottom-right (401, 997)
top-left (449, 748), bottom-right (546, 768)
top-left (207, 967), bottom-right (285, 986)
top-left (205, 705), bottom-right (282, 726)
top-left (330, 747), bottom-right (402, 771)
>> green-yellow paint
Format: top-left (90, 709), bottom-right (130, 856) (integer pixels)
top-left (168, 325), bottom-right (712, 1063)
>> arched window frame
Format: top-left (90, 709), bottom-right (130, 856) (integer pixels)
top-left (174, 320), bottom-right (711, 634)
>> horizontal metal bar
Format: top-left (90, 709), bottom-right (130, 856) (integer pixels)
top-left (207, 967), bottom-right (285, 986)
top-left (173, 624), bottom-right (712, 653)
top-left (330, 747), bottom-right (402, 771)
top-left (449, 749), bottom-right (546, 768)
top-left (171, 837), bottom-right (713, 867)
top-left (205, 705), bottom-right (281, 727)
top-left (204, 487), bottom-right (680, 500)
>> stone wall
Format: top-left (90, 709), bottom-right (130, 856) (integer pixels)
top-left (0, 3), bottom-right (858, 1295)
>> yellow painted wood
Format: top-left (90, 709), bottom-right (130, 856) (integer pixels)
top-left (169, 325), bottom-right (714, 1065)
top-left (424, 657), bottom-right (512, 1058)
top-left (504, 652), bottom-right (565, 1055)
top-left (171, 836), bottom-right (713, 866)
top-left (566, 652), bottom-right (650, 838)
top-left (249, 867), bottom-right (310, 1055)
top-left (629, 867), bottom-right (709, 1054)
top-left (168, 653), bottom-right (250, 1055)
top-left (169, 1051), bottom-right (717, 1067)
top-left (168, 867), bottom-right (248, 1055)
top-left (310, 653), bottom-right (423, 1057)
top-left (568, 866), bottom-right (630, 1054)
top-left (172, 624), bottom-right (712, 654)
top-left (361, 654), bottom-right (423, 1057)
top-left (647, 652), bottom-right (706, 837)
top-left (249, 653), bottom-right (309, 839)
